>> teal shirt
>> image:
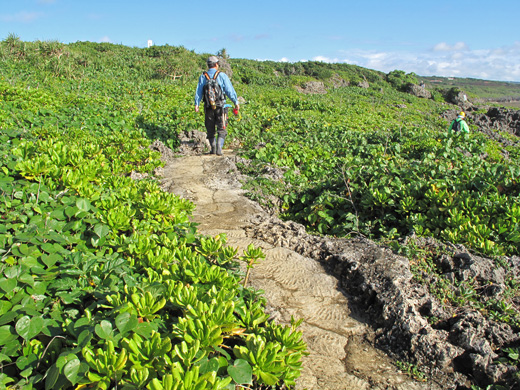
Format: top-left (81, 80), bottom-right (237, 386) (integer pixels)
top-left (449, 118), bottom-right (469, 134)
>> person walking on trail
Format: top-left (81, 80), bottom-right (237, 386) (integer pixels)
top-left (449, 111), bottom-right (470, 134)
top-left (194, 56), bottom-right (240, 156)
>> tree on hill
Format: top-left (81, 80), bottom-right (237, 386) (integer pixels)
top-left (386, 70), bottom-right (419, 91)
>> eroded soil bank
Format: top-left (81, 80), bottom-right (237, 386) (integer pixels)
top-left (151, 133), bottom-right (520, 390)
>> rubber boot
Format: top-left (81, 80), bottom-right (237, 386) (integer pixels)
top-left (216, 137), bottom-right (225, 156)
top-left (208, 138), bottom-right (216, 154)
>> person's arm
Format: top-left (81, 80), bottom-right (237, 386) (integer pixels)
top-left (219, 73), bottom-right (238, 106)
top-left (448, 120), bottom-right (454, 133)
top-left (194, 74), bottom-right (205, 111)
top-left (462, 120), bottom-right (470, 133)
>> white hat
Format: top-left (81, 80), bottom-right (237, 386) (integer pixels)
top-left (207, 56), bottom-right (219, 65)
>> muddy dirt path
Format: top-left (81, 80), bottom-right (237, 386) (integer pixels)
top-left (160, 152), bottom-right (439, 390)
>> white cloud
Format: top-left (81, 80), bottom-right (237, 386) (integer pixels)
top-left (0, 11), bottom-right (43, 23)
top-left (99, 36), bottom-right (111, 43)
top-left (329, 41), bottom-right (520, 81)
top-left (433, 41), bottom-right (469, 52)
top-left (313, 55), bottom-right (340, 63)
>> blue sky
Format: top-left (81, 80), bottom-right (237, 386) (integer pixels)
top-left (1, 0), bottom-right (519, 81)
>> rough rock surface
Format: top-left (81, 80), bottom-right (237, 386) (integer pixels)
top-left (331, 74), bottom-right (350, 88)
top-left (154, 132), bottom-right (520, 389)
top-left (357, 80), bottom-right (370, 89)
top-left (472, 106), bottom-right (520, 138)
top-left (406, 83), bottom-right (432, 99)
top-left (296, 81), bottom-right (328, 95)
top-left (446, 89), bottom-right (471, 108)
top-left (442, 106), bottom-right (520, 150)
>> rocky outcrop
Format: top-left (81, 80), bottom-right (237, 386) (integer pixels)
top-left (357, 80), bottom-right (370, 89)
top-left (150, 130), bottom-right (208, 157)
top-left (245, 217), bottom-right (520, 389)
top-left (296, 81), bottom-right (327, 94)
top-left (406, 83), bottom-right (432, 99)
top-left (445, 88), bottom-right (471, 108)
top-left (473, 106), bottom-right (520, 139)
top-left (331, 73), bottom-right (350, 88)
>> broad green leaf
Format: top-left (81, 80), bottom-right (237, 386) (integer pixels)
top-left (45, 364), bottom-right (60, 390)
top-left (134, 321), bottom-right (156, 339)
top-left (0, 325), bottom-right (17, 345)
top-left (41, 253), bottom-right (61, 268)
top-left (64, 206), bottom-right (78, 218)
top-left (94, 223), bottom-right (110, 238)
top-left (41, 243), bottom-right (58, 254)
top-left (15, 231), bottom-right (36, 244)
top-left (0, 278), bottom-right (17, 294)
top-left (115, 312), bottom-right (138, 335)
top-left (39, 191), bottom-right (50, 202)
top-left (56, 353), bottom-right (78, 369)
top-left (18, 273), bottom-right (34, 286)
top-left (258, 371), bottom-right (280, 386)
top-left (50, 207), bottom-right (67, 221)
top-left (63, 357), bottom-right (81, 384)
top-left (26, 281), bottom-right (48, 296)
top-left (91, 236), bottom-right (106, 248)
top-left (19, 367), bottom-right (32, 378)
top-left (15, 315), bottom-right (44, 340)
top-left (18, 244), bottom-right (32, 256)
top-left (58, 290), bottom-right (82, 305)
top-left (77, 329), bottom-right (93, 348)
top-left (227, 359), bottom-right (252, 385)
top-left (20, 256), bottom-right (41, 270)
top-left (95, 320), bottom-right (114, 340)
top-left (0, 312), bottom-right (18, 326)
top-left (2, 339), bottom-right (21, 356)
top-left (198, 357), bottom-right (220, 375)
top-left (0, 301), bottom-right (13, 317)
top-left (0, 373), bottom-right (14, 386)
top-left (16, 354), bottom-right (37, 370)
top-left (76, 198), bottom-right (91, 213)
top-left (44, 232), bottom-right (68, 245)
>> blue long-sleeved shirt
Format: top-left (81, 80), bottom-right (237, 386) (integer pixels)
top-left (194, 68), bottom-right (238, 107)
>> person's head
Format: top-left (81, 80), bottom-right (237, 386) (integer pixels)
top-left (207, 56), bottom-right (219, 69)
top-left (458, 111), bottom-right (466, 119)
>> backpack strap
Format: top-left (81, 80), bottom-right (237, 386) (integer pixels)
top-left (203, 71), bottom-right (220, 81)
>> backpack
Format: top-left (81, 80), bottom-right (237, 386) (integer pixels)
top-left (452, 119), bottom-right (461, 132)
top-left (203, 71), bottom-right (225, 109)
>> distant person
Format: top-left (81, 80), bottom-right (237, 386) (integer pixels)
top-left (448, 111), bottom-right (469, 134)
top-left (194, 56), bottom-right (240, 156)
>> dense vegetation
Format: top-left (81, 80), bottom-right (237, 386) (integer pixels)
top-left (1, 36), bottom-right (519, 389)
top-left (230, 66), bottom-right (520, 258)
top-left (0, 37), bottom-right (307, 390)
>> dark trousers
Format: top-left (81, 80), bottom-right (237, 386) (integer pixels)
top-left (204, 107), bottom-right (228, 142)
